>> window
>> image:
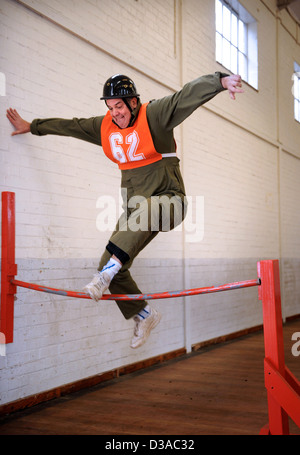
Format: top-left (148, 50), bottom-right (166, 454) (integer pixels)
top-left (293, 62), bottom-right (300, 122)
top-left (215, 0), bottom-right (258, 89)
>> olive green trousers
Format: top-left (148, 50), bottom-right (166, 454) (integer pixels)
top-left (98, 158), bottom-right (187, 319)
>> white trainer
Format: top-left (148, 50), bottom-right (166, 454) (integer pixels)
top-left (130, 307), bottom-right (162, 349)
top-left (83, 272), bottom-right (110, 301)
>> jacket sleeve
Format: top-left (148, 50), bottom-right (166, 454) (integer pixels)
top-left (147, 72), bottom-right (228, 131)
top-left (30, 116), bottom-right (103, 146)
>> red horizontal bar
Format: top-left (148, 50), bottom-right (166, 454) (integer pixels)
top-left (12, 278), bottom-right (260, 301)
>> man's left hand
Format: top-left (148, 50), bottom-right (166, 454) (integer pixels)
top-left (221, 75), bottom-right (244, 100)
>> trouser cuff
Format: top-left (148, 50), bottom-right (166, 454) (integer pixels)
top-left (106, 241), bottom-right (130, 264)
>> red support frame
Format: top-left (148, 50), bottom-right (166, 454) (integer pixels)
top-left (1, 192), bottom-right (17, 343)
top-left (258, 260), bottom-right (300, 435)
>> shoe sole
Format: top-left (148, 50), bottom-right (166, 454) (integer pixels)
top-left (130, 311), bottom-right (162, 349)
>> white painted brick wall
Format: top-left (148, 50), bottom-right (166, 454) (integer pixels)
top-left (183, 109), bottom-right (280, 260)
top-left (281, 152), bottom-right (300, 318)
top-left (0, 0), bottom-right (299, 407)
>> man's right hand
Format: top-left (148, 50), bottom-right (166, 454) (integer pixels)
top-left (6, 108), bottom-right (31, 135)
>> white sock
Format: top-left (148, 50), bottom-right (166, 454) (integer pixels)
top-left (137, 304), bottom-right (151, 321)
top-left (100, 257), bottom-right (122, 281)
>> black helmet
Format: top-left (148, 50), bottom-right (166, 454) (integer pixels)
top-left (101, 74), bottom-right (139, 100)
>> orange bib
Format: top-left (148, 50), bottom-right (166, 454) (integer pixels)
top-left (101, 103), bottom-right (162, 170)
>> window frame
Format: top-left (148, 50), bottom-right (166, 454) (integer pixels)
top-left (215, 0), bottom-right (257, 89)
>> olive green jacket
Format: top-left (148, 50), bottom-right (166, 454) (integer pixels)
top-left (30, 72), bottom-right (228, 157)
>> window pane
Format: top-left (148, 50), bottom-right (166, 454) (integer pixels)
top-left (293, 75), bottom-right (298, 99)
top-left (231, 46), bottom-right (238, 74)
top-left (216, 32), bottom-right (223, 63)
top-left (231, 14), bottom-right (238, 47)
top-left (239, 20), bottom-right (246, 53)
top-left (292, 67), bottom-right (300, 122)
top-left (296, 79), bottom-right (300, 122)
top-left (239, 52), bottom-right (247, 80)
top-left (295, 99), bottom-right (299, 122)
top-left (223, 5), bottom-right (231, 41)
top-left (223, 38), bottom-right (231, 68)
top-left (216, 0), bottom-right (223, 33)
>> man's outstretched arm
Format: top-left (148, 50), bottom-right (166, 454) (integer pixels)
top-left (6, 108), bottom-right (103, 145)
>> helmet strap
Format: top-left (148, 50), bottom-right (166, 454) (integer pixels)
top-left (123, 98), bottom-right (133, 113)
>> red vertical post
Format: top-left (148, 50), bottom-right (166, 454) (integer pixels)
top-left (1, 192), bottom-right (17, 343)
top-left (257, 259), bottom-right (289, 435)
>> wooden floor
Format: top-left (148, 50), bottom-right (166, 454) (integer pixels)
top-left (0, 319), bottom-right (299, 436)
